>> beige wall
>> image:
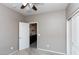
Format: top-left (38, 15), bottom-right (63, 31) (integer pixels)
top-left (24, 10), bottom-right (66, 54)
top-left (0, 4), bottom-right (24, 54)
top-left (66, 3), bottom-right (79, 18)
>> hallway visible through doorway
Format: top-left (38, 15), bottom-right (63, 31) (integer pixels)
top-left (29, 23), bottom-right (37, 48)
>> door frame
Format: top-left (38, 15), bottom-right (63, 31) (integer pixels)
top-left (67, 20), bottom-right (72, 55)
top-left (29, 22), bottom-right (38, 48)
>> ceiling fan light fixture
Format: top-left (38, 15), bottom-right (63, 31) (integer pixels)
top-left (32, 5), bottom-right (37, 11)
top-left (21, 5), bottom-right (26, 9)
top-left (29, 3), bottom-right (33, 7)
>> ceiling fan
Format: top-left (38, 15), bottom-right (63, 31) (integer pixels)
top-left (21, 3), bottom-right (37, 11)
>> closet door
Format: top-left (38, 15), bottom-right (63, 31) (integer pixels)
top-left (72, 12), bottom-right (79, 54)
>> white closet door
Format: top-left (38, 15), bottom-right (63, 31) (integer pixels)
top-left (72, 12), bottom-right (79, 54)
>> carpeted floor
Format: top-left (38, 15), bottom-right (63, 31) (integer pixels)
top-left (30, 42), bottom-right (37, 48)
top-left (12, 48), bottom-right (62, 55)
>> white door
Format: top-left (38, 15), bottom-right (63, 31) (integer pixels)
top-left (68, 12), bottom-right (79, 55)
top-left (71, 13), bottom-right (79, 54)
top-left (19, 22), bottom-right (29, 50)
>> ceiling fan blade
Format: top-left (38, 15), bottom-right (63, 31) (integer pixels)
top-left (32, 5), bottom-right (37, 11)
top-left (21, 4), bottom-right (28, 9)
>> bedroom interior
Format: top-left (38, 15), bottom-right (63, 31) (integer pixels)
top-left (30, 23), bottom-right (37, 48)
top-left (0, 3), bottom-right (79, 55)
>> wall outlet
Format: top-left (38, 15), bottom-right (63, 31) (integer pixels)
top-left (10, 47), bottom-right (14, 50)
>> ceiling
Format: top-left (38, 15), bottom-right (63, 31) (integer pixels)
top-left (2, 3), bottom-right (68, 16)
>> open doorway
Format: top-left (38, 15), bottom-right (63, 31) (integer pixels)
top-left (29, 23), bottom-right (37, 48)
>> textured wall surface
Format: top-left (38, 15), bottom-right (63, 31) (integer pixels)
top-left (0, 4), bottom-right (24, 54)
top-left (24, 10), bottom-right (66, 54)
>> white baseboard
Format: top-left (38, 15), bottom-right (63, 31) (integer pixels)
top-left (38, 48), bottom-right (65, 55)
top-left (9, 50), bottom-right (18, 55)
top-left (9, 48), bottom-right (65, 55)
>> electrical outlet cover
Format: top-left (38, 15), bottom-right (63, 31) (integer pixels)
top-left (10, 47), bottom-right (14, 50)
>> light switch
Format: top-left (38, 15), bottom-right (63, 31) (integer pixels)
top-left (38, 34), bottom-right (40, 36)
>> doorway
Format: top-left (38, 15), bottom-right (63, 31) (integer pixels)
top-left (29, 23), bottom-right (37, 48)
top-left (67, 12), bottom-right (79, 55)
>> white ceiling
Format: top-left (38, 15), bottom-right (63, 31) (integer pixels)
top-left (2, 3), bottom-right (68, 16)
